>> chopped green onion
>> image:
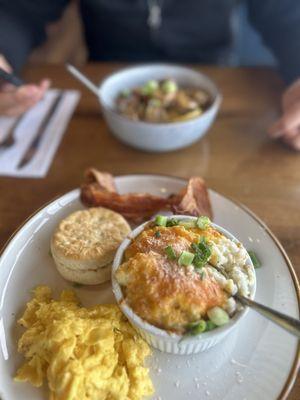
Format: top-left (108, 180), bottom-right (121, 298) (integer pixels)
top-left (193, 254), bottom-right (206, 269)
top-left (191, 243), bottom-right (199, 252)
top-left (142, 80), bottom-right (159, 95)
top-left (166, 218), bottom-right (179, 227)
top-left (154, 230), bottom-right (161, 238)
top-left (178, 219), bottom-right (196, 229)
top-left (248, 250), bottom-right (261, 268)
top-left (196, 216), bottom-right (211, 230)
top-left (205, 320), bottom-right (217, 331)
top-left (186, 320), bottom-right (207, 335)
top-left (199, 270), bottom-right (205, 280)
top-left (165, 245), bottom-right (177, 260)
top-left (155, 215), bottom-right (167, 226)
top-left (161, 79), bottom-right (178, 94)
top-left (198, 238), bottom-right (212, 259)
top-left (207, 307), bottom-right (229, 326)
top-left (178, 251), bottom-right (194, 266)
top-left (191, 238), bottom-right (211, 269)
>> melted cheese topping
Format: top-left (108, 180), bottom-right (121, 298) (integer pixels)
top-left (117, 225), bottom-right (227, 333)
top-left (125, 225), bottom-right (220, 259)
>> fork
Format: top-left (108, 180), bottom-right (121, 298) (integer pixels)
top-left (0, 115), bottom-right (23, 149)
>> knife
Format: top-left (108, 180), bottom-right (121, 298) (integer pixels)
top-left (17, 91), bottom-right (65, 169)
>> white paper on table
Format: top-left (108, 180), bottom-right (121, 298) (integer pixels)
top-left (0, 89), bottom-right (80, 178)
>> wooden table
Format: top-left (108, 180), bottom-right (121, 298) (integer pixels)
top-left (0, 64), bottom-right (299, 398)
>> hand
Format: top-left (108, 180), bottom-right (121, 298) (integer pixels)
top-left (0, 54), bottom-right (50, 117)
top-left (268, 78), bottom-right (300, 150)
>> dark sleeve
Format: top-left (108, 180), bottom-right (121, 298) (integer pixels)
top-left (0, 0), bottom-right (69, 72)
top-left (247, 0), bottom-right (300, 84)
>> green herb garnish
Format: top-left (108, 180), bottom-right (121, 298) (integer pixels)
top-left (196, 216), bottom-right (211, 230)
top-left (154, 230), bottom-right (161, 238)
top-left (141, 79), bottom-right (159, 95)
top-left (248, 250), bottom-right (261, 268)
top-left (155, 215), bottom-right (168, 227)
top-left (205, 320), bottom-right (217, 331)
top-left (166, 218), bottom-right (179, 227)
top-left (165, 245), bottom-right (177, 260)
top-left (178, 251), bottom-right (194, 266)
top-left (191, 238), bottom-right (211, 269)
top-left (161, 79), bottom-right (178, 94)
top-left (186, 320), bottom-right (207, 335)
top-left (207, 307), bottom-right (229, 326)
top-left (199, 270), bottom-right (205, 280)
top-left (178, 219), bottom-right (196, 229)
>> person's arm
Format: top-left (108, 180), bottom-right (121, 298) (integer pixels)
top-left (0, 0), bottom-right (69, 71)
top-left (0, 1), bottom-right (68, 116)
top-left (247, 0), bottom-right (300, 84)
top-left (247, 0), bottom-right (300, 150)
top-left (0, 55), bottom-right (50, 116)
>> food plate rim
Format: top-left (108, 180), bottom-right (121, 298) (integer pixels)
top-left (0, 173), bottom-right (299, 400)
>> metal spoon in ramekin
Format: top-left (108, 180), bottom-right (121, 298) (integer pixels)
top-left (235, 293), bottom-right (300, 338)
top-left (216, 265), bottom-right (300, 338)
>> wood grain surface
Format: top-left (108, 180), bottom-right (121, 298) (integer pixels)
top-left (0, 64), bottom-right (299, 398)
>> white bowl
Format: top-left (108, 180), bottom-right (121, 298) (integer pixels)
top-left (98, 64), bottom-right (221, 152)
top-left (112, 215), bottom-right (256, 354)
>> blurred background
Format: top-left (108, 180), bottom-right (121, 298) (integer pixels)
top-left (28, 1), bottom-right (276, 69)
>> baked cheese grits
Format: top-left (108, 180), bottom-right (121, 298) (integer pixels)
top-left (115, 216), bottom-right (255, 335)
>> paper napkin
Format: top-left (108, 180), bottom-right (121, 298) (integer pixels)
top-left (0, 89), bottom-right (80, 178)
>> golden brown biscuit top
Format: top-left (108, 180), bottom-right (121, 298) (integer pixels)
top-left (51, 207), bottom-right (131, 265)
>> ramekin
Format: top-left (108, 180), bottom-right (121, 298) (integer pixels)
top-left (112, 215), bottom-right (256, 354)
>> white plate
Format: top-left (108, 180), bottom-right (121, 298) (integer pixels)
top-left (0, 175), bottom-right (299, 400)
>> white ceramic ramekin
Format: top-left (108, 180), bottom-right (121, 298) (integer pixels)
top-left (98, 64), bottom-right (221, 152)
top-left (112, 216), bottom-right (256, 354)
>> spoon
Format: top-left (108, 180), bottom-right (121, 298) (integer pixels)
top-left (235, 293), bottom-right (300, 338)
top-left (216, 266), bottom-right (300, 338)
top-left (66, 63), bottom-right (99, 97)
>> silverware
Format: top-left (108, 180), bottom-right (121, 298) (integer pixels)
top-left (17, 91), bottom-right (64, 169)
top-left (236, 294), bottom-right (300, 338)
top-left (0, 115), bottom-right (23, 149)
top-left (66, 64), bottom-right (99, 97)
top-left (216, 266), bottom-right (300, 338)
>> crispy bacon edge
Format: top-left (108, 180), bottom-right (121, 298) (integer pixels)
top-left (172, 176), bottom-right (212, 219)
top-left (80, 169), bottom-right (212, 222)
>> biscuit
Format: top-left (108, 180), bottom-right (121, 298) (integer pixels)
top-left (51, 207), bottom-right (131, 284)
top-left (54, 257), bottom-right (112, 285)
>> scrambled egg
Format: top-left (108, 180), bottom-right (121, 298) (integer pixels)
top-left (15, 286), bottom-right (154, 400)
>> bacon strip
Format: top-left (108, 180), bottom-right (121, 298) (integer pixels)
top-left (84, 168), bottom-right (116, 192)
top-left (80, 169), bottom-right (212, 222)
top-left (172, 176), bottom-right (212, 219)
